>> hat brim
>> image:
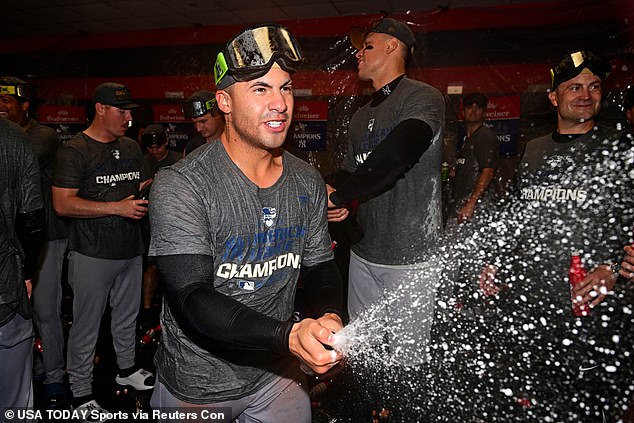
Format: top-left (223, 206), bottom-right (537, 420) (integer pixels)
top-left (118, 103), bottom-right (142, 110)
top-left (349, 26), bottom-right (366, 50)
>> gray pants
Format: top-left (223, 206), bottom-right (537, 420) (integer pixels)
top-left (347, 251), bottom-right (439, 367)
top-left (150, 367), bottom-right (311, 423)
top-left (32, 238), bottom-right (67, 385)
top-left (66, 251), bottom-right (142, 398)
top-left (0, 313), bottom-right (34, 422)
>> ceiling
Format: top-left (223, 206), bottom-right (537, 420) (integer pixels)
top-left (3, 0), bottom-right (543, 40)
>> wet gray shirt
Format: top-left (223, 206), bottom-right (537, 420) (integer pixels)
top-left (341, 77), bottom-right (445, 265)
top-left (149, 141), bottom-right (333, 403)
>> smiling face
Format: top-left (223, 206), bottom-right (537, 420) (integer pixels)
top-left (0, 94), bottom-right (28, 124)
top-left (219, 66), bottom-right (294, 152)
top-left (548, 71), bottom-right (602, 133)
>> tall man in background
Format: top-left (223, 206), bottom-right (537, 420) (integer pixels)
top-left (447, 92), bottom-right (499, 226)
top-left (327, 17), bottom-right (445, 366)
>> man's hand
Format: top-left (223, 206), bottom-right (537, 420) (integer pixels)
top-left (326, 184), bottom-right (349, 222)
top-left (117, 195), bottom-right (149, 220)
top-left (457, 199), bottom-right (476, 224)
top-left (572, 264), bottom-right (616, 309)
top-left (288, 312), bottom-right (344, 375)
top-left (478, 264), bottom-right (501, 297)
top-left (619, 244), bottom-right (634, 281)
top-left (25, 279), bottom-right (33, 299)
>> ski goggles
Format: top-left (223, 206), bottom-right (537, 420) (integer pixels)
top-left (214, 24), bottom-right (304, 89)
top-left (182, 98), bottom-right (219, 119)
top-left (550, 50), bottom-right (610, 90)
top-left (0, 83), bottom-right (31, 101)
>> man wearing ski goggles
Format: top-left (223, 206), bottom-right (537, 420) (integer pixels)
top-left (214, 23), bottom-right (304, 89)
top-left (181, 97), bottom-right (218, 120)
top-left (150, 24), bottom-right (344, 423)
top-left (550, 50), bottom-right (611, 91)
top-left (181, 90), bottom-right (224, 156)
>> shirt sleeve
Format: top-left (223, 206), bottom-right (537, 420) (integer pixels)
top-left (149, 167), bottom-right (215, 257)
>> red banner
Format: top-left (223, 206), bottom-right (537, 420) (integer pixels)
top-left (153, 104), bottom-right (186, 122)
top-left (37, 105), bottom-right (86, 124)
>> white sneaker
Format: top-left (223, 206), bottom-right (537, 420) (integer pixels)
top-left (74, 399), bottom-right (108, 422)
top-left (115, 368), bottom-right (155, 390)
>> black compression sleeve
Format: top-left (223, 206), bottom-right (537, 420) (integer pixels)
top-left (15, 208), bottom-right (45, 280)
top-left (300, 259), bottom-right (345, 321)
top-left (330, 119), bottom-right (433, 206)
top-left (156, 254), bottom-right (294, 353)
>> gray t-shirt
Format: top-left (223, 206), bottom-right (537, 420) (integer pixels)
top-left (27, 119), bottom-right (68, 241)
top-left (448, 124), bottom-right (500, 216)
top-left (149, 141), bottom-right (333, 403)
top-left (341, 77), bottom-right (445, 265)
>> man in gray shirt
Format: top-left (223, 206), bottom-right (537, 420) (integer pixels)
top-left (447, 92), bottom-right (499, 226)
top-left (149, 24), bottom-right (344, 422)
top-left (327, 18), bottom-right (445, 367)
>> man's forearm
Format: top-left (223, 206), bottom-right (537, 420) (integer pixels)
top-left (52, 187), bottom-right (125, 218)
top-left (466, 167), bottom-right (495, 205)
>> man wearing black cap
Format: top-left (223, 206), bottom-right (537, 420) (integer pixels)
top-left (327, 17), bottom-right (445, 366)
top-left (148, 25), bottom-right (344, 422)
top-left (0, 76), bottom-right (69, 408)
top-left (52, 82), bottom-right (154, 419)
top-left (474, 51), bottom-right (634, 421)
top-left (181, 90), bottom-right (224, 157)
top-left (142, 123), bottom-right (181, 178)
top-left (447, 92), bottom-right (500, 226)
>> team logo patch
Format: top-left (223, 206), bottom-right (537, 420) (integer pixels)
top-left (111, 148), bottom-right (120, 159)
top-left (262, 207), bottom-right (277, 228)
top-left (238, 281), bottom-right (255, 291)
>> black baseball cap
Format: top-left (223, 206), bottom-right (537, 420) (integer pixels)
top-left (141, 124), bottom-right (168, 148)
top-left (93, 82), bottom-right (141, 109)
top-left (351, 18), bottom-right (416, 54)
top-left (182, 90), bottom-right (219, 118)
top-left (463, 93), bottom-right (488, 109)
top-left (550, 51), bottom-right (611, 90)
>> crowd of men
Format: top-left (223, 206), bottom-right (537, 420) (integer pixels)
top-left (1, 17), bottom-right (633, 423)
